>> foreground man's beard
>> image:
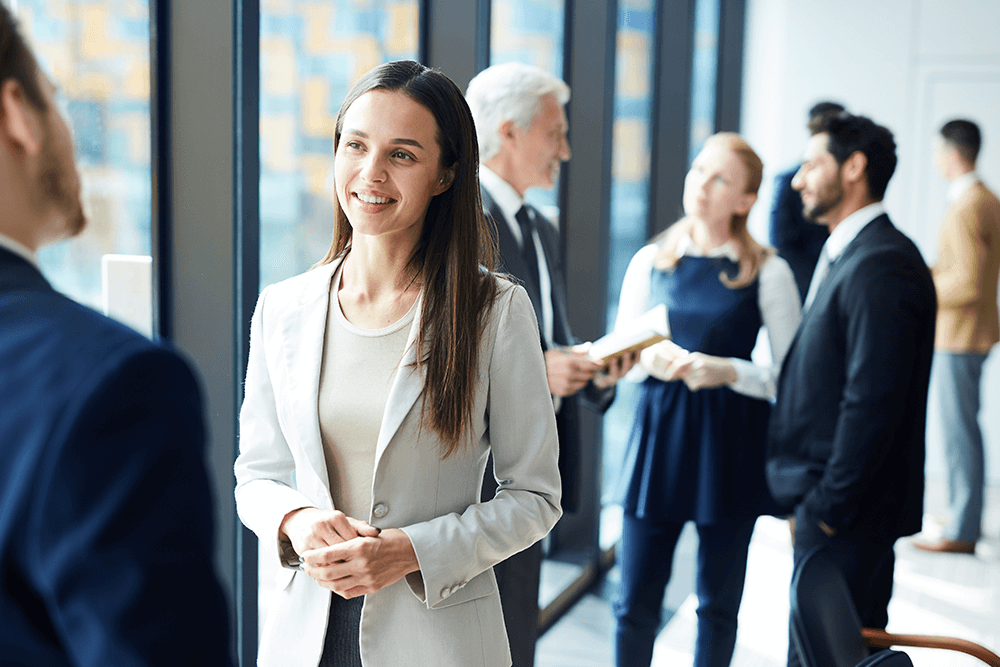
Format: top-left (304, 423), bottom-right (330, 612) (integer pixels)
top-left (803, 177), bottom-right (844, 223)
top-left (38, 128), bottom-right (87, 238)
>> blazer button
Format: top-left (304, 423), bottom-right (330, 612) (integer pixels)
top-left (372, 503), bottom-right (389, 519)
top-left (440, 587), bottom-right (452, 599)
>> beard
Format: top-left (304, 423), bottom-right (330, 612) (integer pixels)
top-left (802, 174), bottom-right (844, 223)
top-left (37, 121), bottom-right (87, 239)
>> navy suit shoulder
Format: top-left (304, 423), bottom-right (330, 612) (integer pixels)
top-left (769, 166), bottom-right (803, 247)
top-left (767, 216), bottom-right (935, 541)
top-left (482, 188), bottom-right (544, 323)
top-left (0, 249), bottom-right (232, 667)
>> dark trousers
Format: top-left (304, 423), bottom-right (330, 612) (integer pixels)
top-left (787, 507), bottom-right (896, 667)
top-left (319, 593), bottom-right (364, 667)
top-left (484, 456), bottom-right (542, 667)
top-left (494, 541), bottom-right (542, 667)
top-left (613, 513), bottom-right (757, 667)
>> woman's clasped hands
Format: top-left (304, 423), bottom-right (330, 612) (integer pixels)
top-left (280, 507), bottom-right (420, 600)
top-left (640, 339), bottom-right (738, 391)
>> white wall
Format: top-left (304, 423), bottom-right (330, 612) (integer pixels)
top-left (742, 0), bottom-right (1000, 483)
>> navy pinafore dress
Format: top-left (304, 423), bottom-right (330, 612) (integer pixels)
top-left (618, 255), bottom-right (779, 523)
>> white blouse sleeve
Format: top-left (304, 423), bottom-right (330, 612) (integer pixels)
top-left (728, 254), bottom-right (801, 400)
top-left (614, 244), bottom-right (659, 383)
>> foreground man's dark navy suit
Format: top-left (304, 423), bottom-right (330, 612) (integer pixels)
top-left (0, 247), bottom-right (232, 667)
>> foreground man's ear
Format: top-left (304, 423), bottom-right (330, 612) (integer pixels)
top-left (0, 79), bottom-right (44, 159)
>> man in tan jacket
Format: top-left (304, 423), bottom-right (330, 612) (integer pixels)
top-left (916, 119), bottom-right (1000, 554)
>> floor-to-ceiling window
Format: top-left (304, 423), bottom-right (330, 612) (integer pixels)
top-left (488, 0), bottom-right (565, 215)
top-left (600, 0), bottom-right (658, 553)
top-left (16, 0), bottom-right (153, 330)
top-left (259, 0), bottom-right (419, 290)
top-left (689, 0), bottom-right (720, 162)
top-left (490, 0), bottom-right (564, 73)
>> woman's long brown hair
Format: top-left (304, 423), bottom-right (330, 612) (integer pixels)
top-left (315, 60), bottom-right (500, 458)
top-left (653, 132), bottom-right (771, 288)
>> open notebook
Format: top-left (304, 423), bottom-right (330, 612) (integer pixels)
top-left (587, 303), bottom-right (670, 363)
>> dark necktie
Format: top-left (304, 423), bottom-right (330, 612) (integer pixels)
top-left (515, 204), bottom-right (541, 290)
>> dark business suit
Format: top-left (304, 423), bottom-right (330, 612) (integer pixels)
top-left (765, 215), bottom-right (935, 666)
top-left (768, 166), bottom-right (830, 301)
top-left (0, 247), bottom-right (232, 667)
top-left (480, 187), bottom-right (613, 667)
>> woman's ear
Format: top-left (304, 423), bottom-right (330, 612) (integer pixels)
top-left (0, 80), bottom-right (44, 158)
top-left (433, 167), bottom-right (456, 196)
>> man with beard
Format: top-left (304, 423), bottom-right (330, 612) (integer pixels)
top-left (765, 112), bottom-right (936, 667)
top-left (767, 100), bottom-right (842, 300)
top-left (0, 6), bottom-right (232, 666)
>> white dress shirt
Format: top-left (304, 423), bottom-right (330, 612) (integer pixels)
top-left (615, 236), bottom-right (801, 401)
top-left (803, 202), bottom-right (886, 309)
top-left (479, 165), bottom-right (555, 346)
top-left (948, 171), bottom-right (979, 203)
top-left (0, 232), bottom-right (39, 269)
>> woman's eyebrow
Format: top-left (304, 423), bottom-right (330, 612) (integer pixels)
top-left (342, 128), bottom-right (424, 149)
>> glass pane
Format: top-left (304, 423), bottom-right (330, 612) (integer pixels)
top-left (689, 0), bottom-right (720, 163)
top-left (17, 0), bottom-right (153, 314)
top-left (259, 0), bottom-right (419, 291)
top-left (601, 0), bottom-right (657, 549)
top-left (489, 0), bottom-right (565, 213)
top-left (257, 0), bottom-right (420, 635)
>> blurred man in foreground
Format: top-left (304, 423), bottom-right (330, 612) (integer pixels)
top-left (0, 5), bottom-right (232, 665)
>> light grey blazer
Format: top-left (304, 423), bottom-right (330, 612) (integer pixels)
top-left (234, 257), bottom-right (562, 667)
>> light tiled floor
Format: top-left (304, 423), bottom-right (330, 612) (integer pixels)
top-left (538, 480), bottom-right (1000, 667)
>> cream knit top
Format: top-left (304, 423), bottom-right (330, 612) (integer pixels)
top-left (317, 266), bottom-right (418, 522)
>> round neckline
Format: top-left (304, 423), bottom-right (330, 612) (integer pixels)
top-left (331, 263), bottom-right (420, 337)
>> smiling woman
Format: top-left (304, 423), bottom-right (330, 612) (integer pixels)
top-left (333, 90), bottom-right (452, 253)
top-left (235, 60), bottom-right (562, 667)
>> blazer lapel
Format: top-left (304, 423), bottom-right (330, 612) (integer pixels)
top-left (277, 259), bottom-right (340, 490)
top-left (533, 216), bottom-right (573, 346)
top-left (482, 188), bottom-right (545, 333)
top-left (374, 292), bottom-right (426, 466)
top-left (806, 215), bottom-right (890, 318)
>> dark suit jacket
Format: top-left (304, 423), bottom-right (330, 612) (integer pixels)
top-left (481, 188), bottom-right (613, 512)
top-left (0, 247), bottom-right (232, 667)
top-left (766, 215), bottom-right (936, 542)
top-left (769, 165), bottom-right (830, 301)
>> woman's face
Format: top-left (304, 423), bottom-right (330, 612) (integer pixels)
top-left (334, 90), bottom-right (453, 246)
top-left (682, 140), bottom-right (754, 233)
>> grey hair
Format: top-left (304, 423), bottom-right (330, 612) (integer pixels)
top-left (466, 62), bottom-right (570, 162)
